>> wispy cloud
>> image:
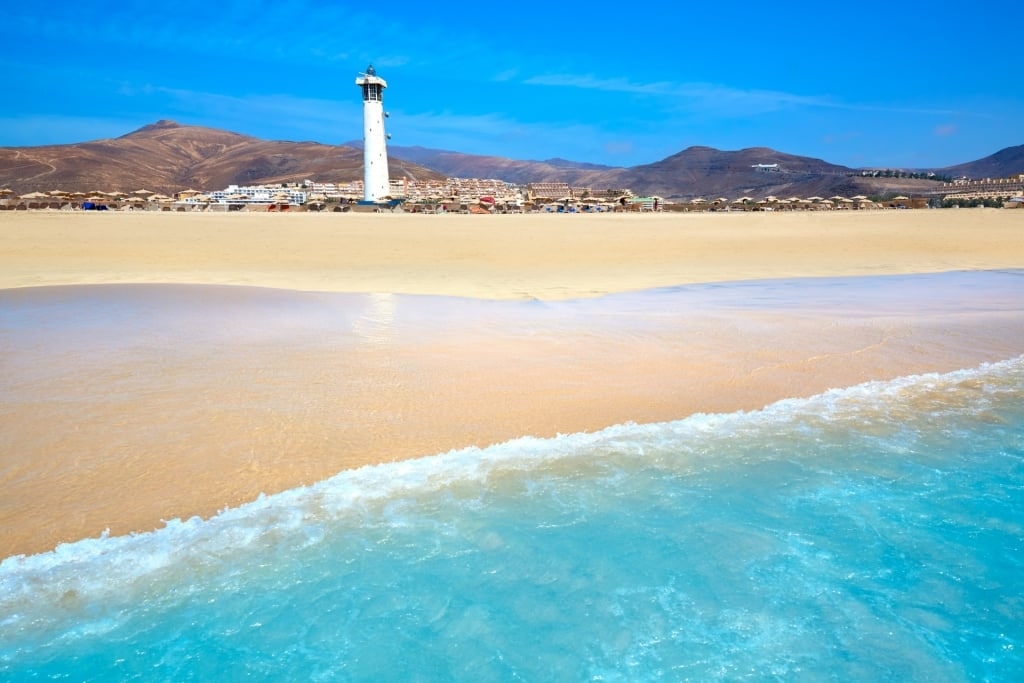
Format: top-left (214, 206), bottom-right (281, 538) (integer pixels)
top-left (523, 74), bottom-right (833, 115)
top-left (523, 74), bottom-right (683, 96)
top-left (934, 124), bottom-right (957, 137)
top-left (522, 72), bottom-right (976, 118)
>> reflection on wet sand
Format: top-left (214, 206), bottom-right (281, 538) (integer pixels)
top-left (2, 272), bottom-right (1024, 558)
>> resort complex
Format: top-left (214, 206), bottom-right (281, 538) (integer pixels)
top-left (4, 176), bottom-right (1023, 212)
top-left (936, 174), bottom-right (1024, 201)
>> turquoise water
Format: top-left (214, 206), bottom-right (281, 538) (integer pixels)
top-left (2, 356), bottom-right (1023, 680)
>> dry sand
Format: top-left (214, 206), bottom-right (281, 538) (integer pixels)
top-left (2, 209), bottom-right (1021, 298)
top-left (1, 209), bottom-right (1023, 558)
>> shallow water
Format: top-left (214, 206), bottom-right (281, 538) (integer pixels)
top-left (3, 271), bottom-right (1024, 559)
top-left (2, 357), bottom-right (1023, 680)
top-left (1, 272), bottom-right (1024, 679)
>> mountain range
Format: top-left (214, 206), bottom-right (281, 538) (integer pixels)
top-left (1, 120), bottom-right (1021, 199)
top-left (0, 121), bottom-right (443, 196)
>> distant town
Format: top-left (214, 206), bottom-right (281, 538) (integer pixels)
top-left (2, 173), bottom-right (1023, 213)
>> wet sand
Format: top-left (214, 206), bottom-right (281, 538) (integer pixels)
top-left (1, 211), bottom-right (1023, 558)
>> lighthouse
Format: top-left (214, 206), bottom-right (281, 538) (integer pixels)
top-left (355, 64), bottom-right (390, 203)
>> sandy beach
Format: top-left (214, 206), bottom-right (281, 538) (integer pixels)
top-left (2, 209), bottom-right (1022, 297)
top-left (2, 209), bottom-right (1023, 557)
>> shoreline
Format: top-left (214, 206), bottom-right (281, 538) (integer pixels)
top-left (2, 211), bottom-right (1024, 558)
top-left (3, 274), bottom-right (1024, 559)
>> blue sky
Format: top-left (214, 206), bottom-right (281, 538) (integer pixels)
top-left (2, 1), bottom-right (1020, 169)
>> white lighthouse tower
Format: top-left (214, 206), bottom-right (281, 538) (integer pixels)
top-left (355, 64), bottom-right (390, 203)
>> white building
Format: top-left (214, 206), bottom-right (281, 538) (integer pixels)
top-left (355, 64), bottom-right (390, 203)
top-left (205, 185), bottom-right (307, 205)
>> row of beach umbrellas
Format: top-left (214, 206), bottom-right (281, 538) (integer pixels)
top-left (0, 188), bottom-right (175, 201)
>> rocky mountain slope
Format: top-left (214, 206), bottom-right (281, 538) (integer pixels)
top-left (0, 121), bottom-right (443, 194)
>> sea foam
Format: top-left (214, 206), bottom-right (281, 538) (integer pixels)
top-left (2, 356), bottom-right (1020, 616)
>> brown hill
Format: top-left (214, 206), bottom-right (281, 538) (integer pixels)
top-left (388, 144), bottom-right (947, 199)
top-left (383, 144), bottom-right (617, 185)
top-left (609, 146), bottom-right (956, 199)
top-left (3, 120), bottom-right (1013, 198)
top-left (607, 146), bottom-right (847, 197)
top-left (0, 120), bottom-right (443, 194)
top-left (937, 144), bottom-right (1024, 180)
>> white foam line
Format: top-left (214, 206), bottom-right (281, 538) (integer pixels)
top-left (1, 355), bottom-right (1021, 616)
